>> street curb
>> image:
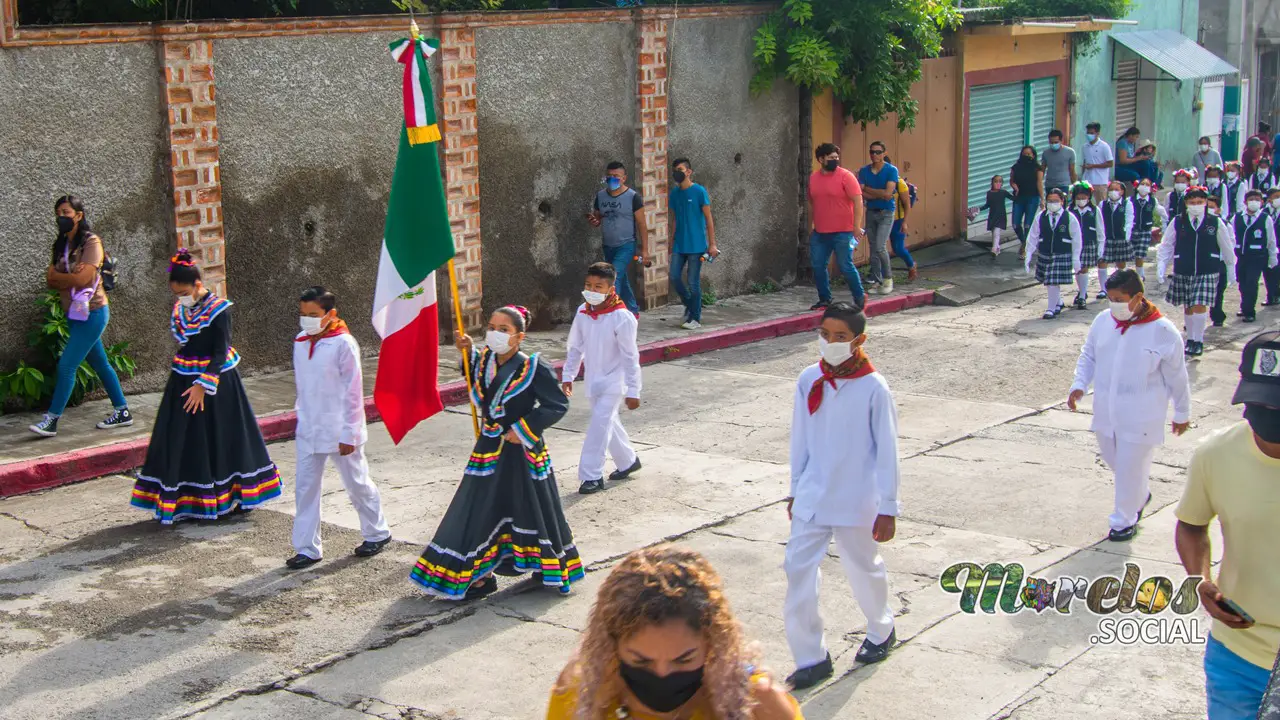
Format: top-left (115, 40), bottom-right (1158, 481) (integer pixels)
top-left (0, 289), bottom-right (934, 497)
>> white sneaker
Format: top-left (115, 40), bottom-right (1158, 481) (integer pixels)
top-left (881, 279), bottom-right (894, 294)
top-left (681, 320), bottom-right (702, 330)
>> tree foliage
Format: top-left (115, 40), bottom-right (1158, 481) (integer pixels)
top-left (751, 0), bottom-right (960, 132)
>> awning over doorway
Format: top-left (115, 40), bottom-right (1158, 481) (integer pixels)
top-left (1111, 30), bottom-right (1237, 81)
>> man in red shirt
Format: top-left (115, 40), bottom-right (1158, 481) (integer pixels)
top-left (807, 143), bottom-right (867, 309)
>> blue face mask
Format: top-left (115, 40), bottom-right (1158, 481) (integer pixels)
top-left (606, 177), bottom-right (622, 190)
top-left (1050, 142), bottom-right (1062, 151)
top-left (1087, 133), bottom-right (1098, 142)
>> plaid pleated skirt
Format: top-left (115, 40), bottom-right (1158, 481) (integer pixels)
top-left (1101, 236), bottom-right (1131, 264)
top-left (1036, 252), bottom-right (1075, 286)
top-left (1166, 272), bottom-right (1221, 307)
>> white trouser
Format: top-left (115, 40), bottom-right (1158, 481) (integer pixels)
top-left (293, 447), bottom-right (391, 560)
top-left (578, 392), bottom-right (637, 483)
top-left (1096, 432), bottom-right (1157, 531)
top-left (784, 517), bottom-right (894, 668)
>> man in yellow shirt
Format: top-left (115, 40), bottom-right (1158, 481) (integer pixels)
top-left (1176, 330), bottom-right (1280, 720)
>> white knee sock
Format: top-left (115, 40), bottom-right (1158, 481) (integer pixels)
top-left (1186, 312), bottom-right (1206, 342)
top-left (1076, 273), bottom-right (1089, 298)
top-left (1097, 267), bottom-right (1109, 290)
top-left (1136, 265), bottom-right (1146, 281)
top-left (1047, 285), bottom-right (1061, 312)
top-left (992, 228), bottom-right (1003, 254)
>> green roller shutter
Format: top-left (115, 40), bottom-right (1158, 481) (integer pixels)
top-left (967, 82), bottom-right (1026, 224)
top-left (1029, 77), bottom-right (1058, 150)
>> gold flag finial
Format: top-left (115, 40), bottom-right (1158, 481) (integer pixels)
top-left (410, 19), bottom-right (421, 41)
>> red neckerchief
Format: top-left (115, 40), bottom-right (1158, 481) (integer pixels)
top-left (1114, 301), bottom-right (1163, 335)
top-left (296, 318), bottom-right (350, 358)
top-left (580, 292), bottom-right (627, 319)
top-left (808, 348), bottom-right (876, 414)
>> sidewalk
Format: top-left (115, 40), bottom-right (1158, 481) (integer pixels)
top-left (0, 239), bottom-right (1006, 496)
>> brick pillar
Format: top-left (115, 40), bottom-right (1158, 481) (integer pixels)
top-left (162, 39), bottom-right (227, 297)
top-left (439, 27), bottom-right (484, 331)
top-left (636, 19), bottom-right (670, 309)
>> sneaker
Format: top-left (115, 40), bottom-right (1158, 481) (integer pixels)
top-left (609, 458), bottom-right (642, 481)
top-left (681, 320), bottom-right (702, 330)
top-left (786, 653), bottom-right (834, 690)
top-left (855, 628), bottom-right (897, 664)
top-left (28, 414), bottom-right (58, 438)
top-left (881, 279), bottom-right (894, 294)
top-left (578, 479), bottom-right (605, 495)
top-left (285, 553), bottom-right (321, 570)
top-left (810, 300), bottom-right (830, 311)
top-left (354, 537), bottom-right (392, 557)
top-left (96, 408), bottom-right (133, 430)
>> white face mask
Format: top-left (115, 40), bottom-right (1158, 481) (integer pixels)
top-left (582, 289), bottom-right (608, 306)
top-left (1228, 171), bottom-right (1239, 182)
top-left (1108, 190), bottom-right (1122, 202)
top-left (1260, 168), bottom-right (1271, 177)
top-left (1200, 144), bottom-right (1211, 153)
top-left (1075, 198), bottom-right (1090, 209)
top-left (1186, 205), bottom-right (1206, 219)
top-left (1207, 178), bottom-right (1221, 188)
top-left (1248, 200), bottom-right (1263, 213)
top-left (1271, 198), bottom-right (1280, 210)
top-left (818, 336), bottom-right (854, 366)
top-left (1209, 207), bottom-right (1220, 216)
top-left (486, 330), bottom-right (513, 355)
top-left (1137, 185), bottom-right (1151, 197)
top-left (1046, 201), bottom-right (1063, 214)
top-left (1110, 300), bottom-right (1135, 322)
top-left (178, 294), bottom-right (197, 308)
top-left (300, 316), bottom-right (325, 335)
top-left (1174, 182), bottom-right (1188, 193)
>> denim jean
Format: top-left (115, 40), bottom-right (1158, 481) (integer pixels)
top-left (49, 305), bottom-right (128, 416)
top-left (1012, 196), bottom-right (1041, 247)
top-left (889, 219), bottom-right (914, 269)
top-left (809, 231), bottom-right (865, 305)
top-left (864, 208), bottom-right (895, 284)
top-left (602, 242), bottom-right (639, 313)
top-left (669, 252), bottom-right (703, 322)
top-left (1205, 634), bottom-right (1270, 720)
top-left (1116, 159), bottom-right (1163, 186)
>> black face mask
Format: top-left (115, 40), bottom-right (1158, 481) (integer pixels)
top-left (57, 216), bottom-right (76, 235)
top-left (824, 159), bottom-right (840, 172)
top-left (1244, 404), bottom-right (1280, 443)
top-left (619, 662), bottom-right (705, 713)
top-left (672, 170), bottom-right (687, 184)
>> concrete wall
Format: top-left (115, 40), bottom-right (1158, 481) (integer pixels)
top-left (474, 21), bottom-right (637, 329)
top-left (0, 42), bottom-right (175, 391)
top-left (214, 33), bottom-right (413, 371)
top-left (668, 15), bottom-right (799, 293)
top-left (1071, 0), bottom-right (1201, 171)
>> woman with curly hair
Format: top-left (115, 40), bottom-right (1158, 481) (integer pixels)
top-left (547, 545), bottom-right (800, 719)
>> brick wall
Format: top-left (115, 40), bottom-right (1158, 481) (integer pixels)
top-left (439, 27), bottom-right (484, 331)
top-left (162, 38), bottom-right (227, 297)
top-left (636, 18), bottom-right (670, 309)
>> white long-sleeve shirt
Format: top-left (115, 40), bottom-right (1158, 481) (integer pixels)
top-left (789, 366), bottom-right (900, 527)
top-left (1156, 214), bottom-right (1236, 279)
top-left (1070, 310), bottom-right (1191, 445)
top-left (561, 305), bottom-right (642, 398)
top-left (1234, 210), bottom-right (1280, 268)
top-left (293, 331), bottom-right (368, 455)
top-left (1025, 209), bottom-right (1084, 273)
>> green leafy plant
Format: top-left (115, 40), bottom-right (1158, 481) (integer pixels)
top-left (0, 291), bottom-right (137, 412)
top-left (750, 278), bottom-right (782, 294)
top-left (701, 279), bottom-right (718, 307)
top-left (752, 0), bottom-right (960, 131)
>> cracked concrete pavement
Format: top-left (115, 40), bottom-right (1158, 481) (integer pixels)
top-left (1, 275), bottom-right (1273, 719)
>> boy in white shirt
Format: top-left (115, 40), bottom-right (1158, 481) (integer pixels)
top-left (562, 262), bottom-right (642, 495)
top-left (1068, 270), bottom-right (1191, 542)
top-left (785, 302), bottom-right (899, 689)
top-left (287, 287), bottom-right (392, 570)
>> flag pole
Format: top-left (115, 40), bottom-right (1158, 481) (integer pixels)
top-left (448, 258), bottom-right (481, 439)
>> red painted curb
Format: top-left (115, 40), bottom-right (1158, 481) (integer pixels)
top-left (0, 290), bottom-right (934, 497)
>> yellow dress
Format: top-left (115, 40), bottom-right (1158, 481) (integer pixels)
top-left (546, 672), bottom-right (803, 720)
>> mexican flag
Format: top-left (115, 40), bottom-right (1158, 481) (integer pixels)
top-left (372, 34), bottom-right (456, 445)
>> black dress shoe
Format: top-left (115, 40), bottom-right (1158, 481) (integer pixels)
top-left (1095, 291), bottom-right (1108, 300)
top-left (493, 558), bottom-right (524, 576)
top-left (855, 628), bottom-right (897, 664)
top-left (1073, 295), bottom-right (1088, 310)
top-left (353, 537), bottom-right (392, 557)
top-left (810, 300), bottom-right (831, 311)
top-left (578, 479), bottom-right (605, 495)
top-left (786, 653), bottom-right (834, 690)
top-left (1108, 525), bottom-right (1138, 541)
top-left (609, 458), bottom-right (642, 481)
top-left (1192, 341), bottom-right (1205, 357)
top-left (1262, 299), bottom-right (1280, 307)
top-left (464, 576), bottom-right (498, 601)
top-left (286, 553), bottom-right (321, 570)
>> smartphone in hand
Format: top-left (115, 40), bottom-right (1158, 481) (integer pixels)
top-left (1216, 597), bottom-right (1256, 625)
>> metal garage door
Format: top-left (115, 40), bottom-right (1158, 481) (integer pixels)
top-left (967, 82), bottom-right (1026, 223)
top-left (1115, 59), bottom-right (1139, 132)
top-left (1029, 77), bottom-right (1058, 146)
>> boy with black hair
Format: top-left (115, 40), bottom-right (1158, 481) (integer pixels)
top-left (1234, 189), bottom-right (1279, 323)
top-left (1157, 186), bottom-right (1237, 357)
top-left (562, 262), bottom-right (642, 495)
top-left (1069, 269), bottom-right (1191, 542)
top-left (669, 157), bottom-right (718, 330)
top-left (287, 286), bottom-right (391, 570)
top-left (589, 160), bottom-right (647, 316)
top-left (785, 301), bottom-right (899, 689)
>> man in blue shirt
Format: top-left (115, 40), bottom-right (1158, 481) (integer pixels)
top-left (858, 142), bottom-right (900, 294)
top-left (668, 157), bottom-right (718, 330)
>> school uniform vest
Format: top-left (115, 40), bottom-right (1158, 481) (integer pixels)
top-left (1038, 211), bottom-right (1073, 256)
top-left (1101, 200), bottom-right (1128, 240)
top-left (1226, 179), bottom-right (1245, 213)
top-left (1072, 206), bottom-right (1097, 245)
top-left (1208, 183), bottom-right (1225, 207)
top-left (1172, 215), bottom-right (1223, 276)
top-left (1167, 191), bottom-right (1186, 218)
top-left (1234, 213), bottom-right (1271, 262)
top-left (1131, 196), bottom-right (1156, 232)
top-left (1254, 173), bottom-right (1276, 194)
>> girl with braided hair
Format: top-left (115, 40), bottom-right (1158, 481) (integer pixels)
top-left (410, 305), bottom-right (584, 600)
top-left (547, 545), bottom-right (800, 719)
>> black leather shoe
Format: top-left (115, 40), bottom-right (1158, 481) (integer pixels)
top-left (609, 458), bottom-right (642, 481)
top-left (1073, 295), bottom-right (1088, 310)
top-left (464, 576), bottom-right (498, 601)
top-left (855, 628), bottom-right (897, 664)
top-left (786, 653), bottom-right (834, 690)
top-left (1108, 525), bottom-right (1138, 542)
top-left (1095, 291), bottom-right (1108, 300)
top-left (810, 300), bottom-right (831, 311)
top-left (286, 553), bottom-right (321, 570)
top-left (578, 479), bottom-right (605, 495)
top-left (493, 558), bottom-right (524, 576)
top-left (354, 537), bottom-right (392, 557)
top-left (1191, 341), bottom-right (1205, 357)
top-left (1244, 315), bottom-right (1258, 323)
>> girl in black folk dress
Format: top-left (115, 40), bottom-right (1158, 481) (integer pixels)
top-left (130, 250), bottom-right (282, 523)
top-left (410, 305), bottom-right (584, 601)
top-left (981, 175), bottom-right (1015, 256)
